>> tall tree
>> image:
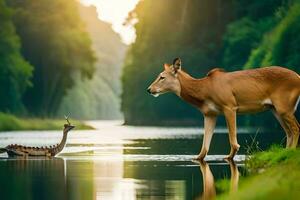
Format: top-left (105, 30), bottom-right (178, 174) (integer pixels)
top-left (0, 0), bottom-right (32, 113)
top-left (7, 0), bottom-right (95, 116)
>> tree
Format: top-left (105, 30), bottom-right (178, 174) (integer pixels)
top-left (221, 0), bottom-right (287, 70)
top-left (0, 0), bottom-right (32, 113)
top-left (7, 0), bottom-right (96, 116)
top-left (245, 2), bottom-right (300, 73)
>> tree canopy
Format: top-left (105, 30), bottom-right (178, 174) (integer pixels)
top-left (7, 0), bottom-right (96, 116)
top-left (0, 0), bottom-right (32, 113)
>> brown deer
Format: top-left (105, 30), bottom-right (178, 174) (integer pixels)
top-left (147, 58), bottom-right (300, 160)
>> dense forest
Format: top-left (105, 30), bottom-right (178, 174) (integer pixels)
top-left (7, 0), bottom-right (95, 116)
top-left (122, 0), bottom-right (300, 127)
top-left (0, 0), bottom-right (33, 114)
top-left (0, 0), bottom-right (125, 119)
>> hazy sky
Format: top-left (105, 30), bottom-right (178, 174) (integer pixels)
top-left (80, 0), bottom-right (139, 45)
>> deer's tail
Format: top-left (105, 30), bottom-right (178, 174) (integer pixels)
top-left (0, 148), bottom-right (7, 154)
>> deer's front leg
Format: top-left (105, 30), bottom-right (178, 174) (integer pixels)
top-left (224, 108), bottom-right (240, 160)
top-left (196, 115), bottom-right (217, 160)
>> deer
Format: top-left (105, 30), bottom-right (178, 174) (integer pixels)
top-left (0, 116), bottom-right (75, 157)
top-left (147, 58), bottom-right (300, 160)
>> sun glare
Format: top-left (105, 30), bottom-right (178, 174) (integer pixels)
top-left (80, 0), bottom-right (140, 45)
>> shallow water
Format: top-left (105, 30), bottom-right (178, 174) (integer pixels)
top-left (0, 121), bottom-right (284, 200)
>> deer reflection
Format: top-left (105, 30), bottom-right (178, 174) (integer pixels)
top-left (228, 159), bottom-right (239, 193)
top-left (198, 160), bottom-right (216, 200)
top-left (195, 159), bottom-right (239, 200)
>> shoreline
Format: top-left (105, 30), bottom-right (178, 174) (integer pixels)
top-left (0, 112), bottom-right (94, 131)
top-left (218, 146), bottom-right (300, 199)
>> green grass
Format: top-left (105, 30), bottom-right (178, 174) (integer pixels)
top-left (0, 112), bottom-right (93, 131)
top-left (218, 146), bottom-right (300, 200)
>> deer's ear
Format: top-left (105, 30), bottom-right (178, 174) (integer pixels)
top-left (172, 57), bottom-right (181, 73)
top-left (164, 63), bottom-right (170, 70)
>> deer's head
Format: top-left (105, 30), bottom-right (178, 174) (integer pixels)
top-left (147, 58), bottom-right (182, 97)
top-left (63, 116), bottom-right (75, 133)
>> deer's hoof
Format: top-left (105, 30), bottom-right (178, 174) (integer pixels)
top-left (224, 155), bottom-right (234, 161)
top-left (193, 155), bottom-right (205, 161)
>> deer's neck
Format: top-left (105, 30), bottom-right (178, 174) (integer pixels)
top-left (177, 71), bottom-right (208, 108)
top-left (52, 130), bottom-right (69, 155)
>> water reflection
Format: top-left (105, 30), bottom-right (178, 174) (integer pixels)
top-left (228, 160), bottom-right (239, 194)
top-left (198, 161), bottom-right (216, 200)
top-left (194, 160), bottom-right (239, 200)
top-left (0, 157), bottom-right (241, 200)
top-left (0, 121), bottom-right (284, 199)
top-left (0, 158), bottom-right (67, 200)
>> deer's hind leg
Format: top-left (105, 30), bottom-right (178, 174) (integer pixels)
top-left (280, 113), bottom-right (299, 148)
top-left (272, 93), bottom-right (300, 148)
top-left (272, 109), bottom-right (293, 148)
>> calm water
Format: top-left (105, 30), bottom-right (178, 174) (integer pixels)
top-left (0, 121), bottom-right (284, 200)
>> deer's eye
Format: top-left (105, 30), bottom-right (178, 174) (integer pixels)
top-left (160, 76), bottom-right (165, 80)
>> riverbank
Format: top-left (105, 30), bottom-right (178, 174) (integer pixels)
top-left (0, 112), bottom-right (93, 131)
top-left (219, 146), bottom-right (300, 199)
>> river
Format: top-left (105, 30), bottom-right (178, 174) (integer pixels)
top-left (0, 120), bottom-right (284, 200)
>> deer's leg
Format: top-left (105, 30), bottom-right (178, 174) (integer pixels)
top-left (224, 108), bottom-right (240, 159)
top-left (272, 92), bottom-right (300, 148)
top-left (196, 115), bottom-right (217, 160)
top-left (282, 113), bottom-right (299, 148)
top-left (272, 109), bottom-right (293, 148)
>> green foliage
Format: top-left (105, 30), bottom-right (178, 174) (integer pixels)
top-left (218, 147), bottom-right (300, 200)
top-left (222, 0), bottom-right (286, 69)
top-left (246, 2), bottom-right (300, 73)
top-left (222, 18), bottom-right (261, 70)
top-left (0, 112), bottom-right (92, 131)
top-left (6, 0), bottom-right (96, 116)
top-left (222, 16), bottom-right (278, 70)
top-left (215, 178), bottom-right (231, 194)
top-left (245, 145), bottom-right (297, 171)
top-left (0, 0), bottom-right (32, 113)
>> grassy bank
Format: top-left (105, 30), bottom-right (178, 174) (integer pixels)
top-left (219, 146), bottom-right (300, 200)
top-left (0, 112), bottom-right (93, 131)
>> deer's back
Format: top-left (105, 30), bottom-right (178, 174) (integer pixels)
top-left (209, 66), bottom-right (300, 103)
